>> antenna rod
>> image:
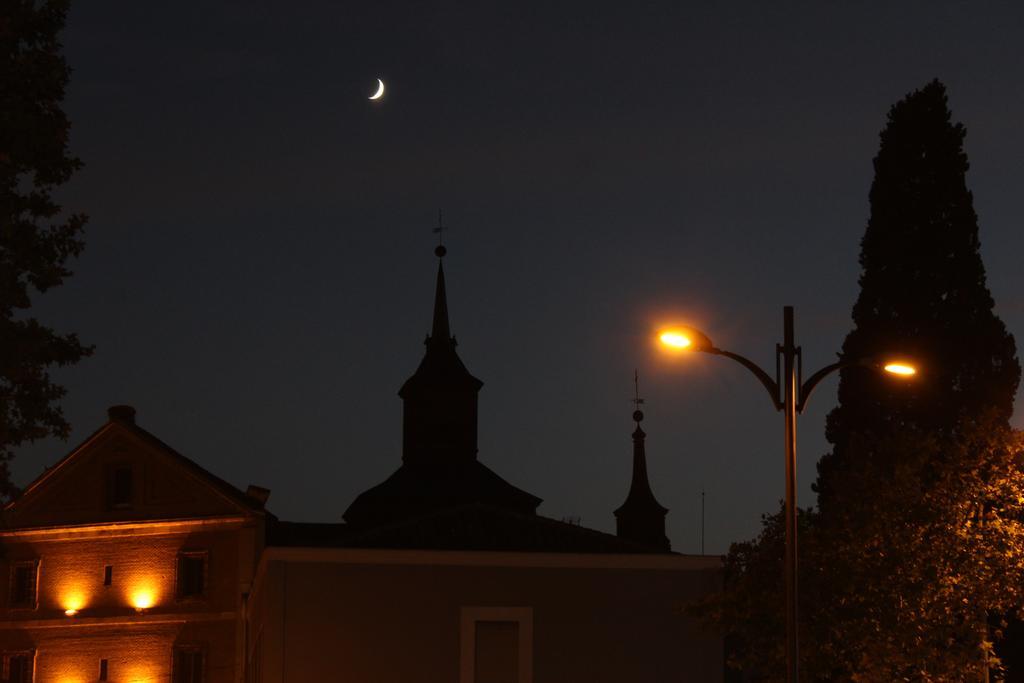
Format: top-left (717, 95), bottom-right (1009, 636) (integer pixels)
top-left (701, 486), bottom-right (706, 555)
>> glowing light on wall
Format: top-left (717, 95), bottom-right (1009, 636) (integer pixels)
top-left (125, 573), bottom-right (163, 612)
top-left (131, 588), bottom-right (155, 611)
top-left (124, 663), bottom-right (161, 683)
top-left (61, 589), bottom-right (86, 616)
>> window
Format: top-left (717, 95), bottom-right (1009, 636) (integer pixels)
top-left (9, 561), bottom-right (37, 609)
top-left (173, 647), bottom-right (203, 683)
top-left (103, 565), bottom-right (113, 586)
top-left (99, 658), bottom-right (109, 681)
top-left (459, 607), bottom-right (532, 683)
top-left (5, 652), bottom-right (34, 683)
top-left (108, 465), bottom-right (133, 508)
top-left (177, 552), bottom-right (207, 599)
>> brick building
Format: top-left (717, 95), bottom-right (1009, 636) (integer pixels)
top-left (0, 405), bottom-right (267, 683)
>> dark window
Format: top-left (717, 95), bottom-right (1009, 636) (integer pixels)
top-left (6, 652), bottom-right (33, 683)
top-left (9, 562), bottom-right (37, 608)
top-left (173, 648), bottom-right (203, 683)
top-left (103, 565), bottom-right (112, 586)
top-left (177, 553), bottom-right (206, 599)
top-left (99, 658), bottom-right (108, 680)
top-left (109, 466), bottom-right (133, 507)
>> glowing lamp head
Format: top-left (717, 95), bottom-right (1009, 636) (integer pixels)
top-left (883, 362), bottom-right (917, 377)
top-left (64, 608), bottom-right (78, 617)
top-left (659, 331), bottom-right (692, 349)
top-left (658, 326), bottom-right (715, 353)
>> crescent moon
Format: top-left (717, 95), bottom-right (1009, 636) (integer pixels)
top-left (369, 78), bottom-right (385, 100)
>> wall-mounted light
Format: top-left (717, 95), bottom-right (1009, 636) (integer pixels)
top-left (131, 590), bottom-right (155, 613)
top-left (62, 592), bottom-right (85, 617)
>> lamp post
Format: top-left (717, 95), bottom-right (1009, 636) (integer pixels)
top-left (659, 305), bottom-right (915, 683)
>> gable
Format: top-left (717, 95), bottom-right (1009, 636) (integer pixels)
top-left (5, 420), bottom-right (259, 529)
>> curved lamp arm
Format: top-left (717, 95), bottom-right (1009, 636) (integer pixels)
top-left (796, 358), bottom-right (879, 413)
top-left (707, 348), bottom-right (783, 410)
top-left (796, 360), bottom-right (847, 414)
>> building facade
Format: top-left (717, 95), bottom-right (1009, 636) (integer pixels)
top-left (0, 247), bottom-right (724, 682)
top-left (0, 406), bottom-right (267, 683)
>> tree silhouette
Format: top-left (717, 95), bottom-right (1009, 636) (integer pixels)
top-left (817, 79), bottom-right (1020, 509)
top-left (694, 81), bottom-right (1024, 679)
top-left (812, 80), bottom-right (1024, 677)
top-left (0, 0), bottom-right (91, 499)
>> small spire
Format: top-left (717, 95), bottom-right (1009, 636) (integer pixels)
top-left (615, 370), bottom-right (669, 551)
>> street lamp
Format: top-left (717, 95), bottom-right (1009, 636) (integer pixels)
top-left (658, 306), bottom-right (916, 683)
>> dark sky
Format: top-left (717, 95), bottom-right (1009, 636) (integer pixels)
top-left (20, 1), bottom-right (1024, 553)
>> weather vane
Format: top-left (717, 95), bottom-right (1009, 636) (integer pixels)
top-left (432, 209), bottom-right (448, 257)
top-left (632, 368), bottom-right (645, 422)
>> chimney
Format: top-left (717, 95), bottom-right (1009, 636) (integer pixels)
top-left (246, 485), bottom-right (271, 507)
top-left (107, 405), bottom-right (137, 424)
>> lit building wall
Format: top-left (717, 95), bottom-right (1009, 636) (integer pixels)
top-left (248, 548), bottom-right (723, 683)
top-left (32, 624), bottom-right (177, 683)
top-left (0, 519), bottom-right (259, 683)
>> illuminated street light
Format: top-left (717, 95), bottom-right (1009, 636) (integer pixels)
top-left (659, 331), bottom-right (692, 349)
top-left (658, 306), bottom-right (916, 683)
top-left (883, 362), bottom-right (917, 376)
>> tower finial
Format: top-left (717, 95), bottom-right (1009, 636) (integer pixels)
top-left (632, 368), bottom-right (645, 423)
top-left (433, 209), bottom-right (447, 257)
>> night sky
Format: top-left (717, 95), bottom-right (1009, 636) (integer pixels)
top-left (20, 2), bottom-right (1024, 553)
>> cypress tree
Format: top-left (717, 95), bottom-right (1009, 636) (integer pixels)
top-left (816, 79), bottom-right (1020, 509)
top-left (694, 81), bottom-right (1024, 679)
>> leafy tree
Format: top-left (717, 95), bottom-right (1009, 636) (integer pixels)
top-left (817, 79), bottom-right (1020, 509)
top-left (690, 505), bottom-right (822, 679)
top-left (701, 421), bottom-right (1024, 681)
top-left (816, 416), bottom-right (1024, 680)
top-left (0, 0), bottom-right (91, 498)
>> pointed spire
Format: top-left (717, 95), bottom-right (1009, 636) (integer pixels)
top-left (429, 251), bottom-right (452, 345)
top-left (615, 371), bottom-right (669, 551)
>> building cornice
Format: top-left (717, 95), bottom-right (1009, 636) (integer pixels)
top-left (0, 610), bottom-right (236, 630)
top-left (260, 546), bottom-right (721, 570)
top-left (251, 546), bottom-right (722, 600)
top-left (0, 515), bottom-right (253, 540)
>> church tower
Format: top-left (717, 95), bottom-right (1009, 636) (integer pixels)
top-left (614, 377), bottom-right (670, 551)
top-left (398, 244), bottom-right (483, 464)
top-left (343, 240), bottom-right (541, 529)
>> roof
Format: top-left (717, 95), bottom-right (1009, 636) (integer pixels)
top-left (6, 411), bottom-right (266, 516)
top-left (272, 504), bottom-right (672, 554)
top-left (343, 460), bottom-right (542, 528)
